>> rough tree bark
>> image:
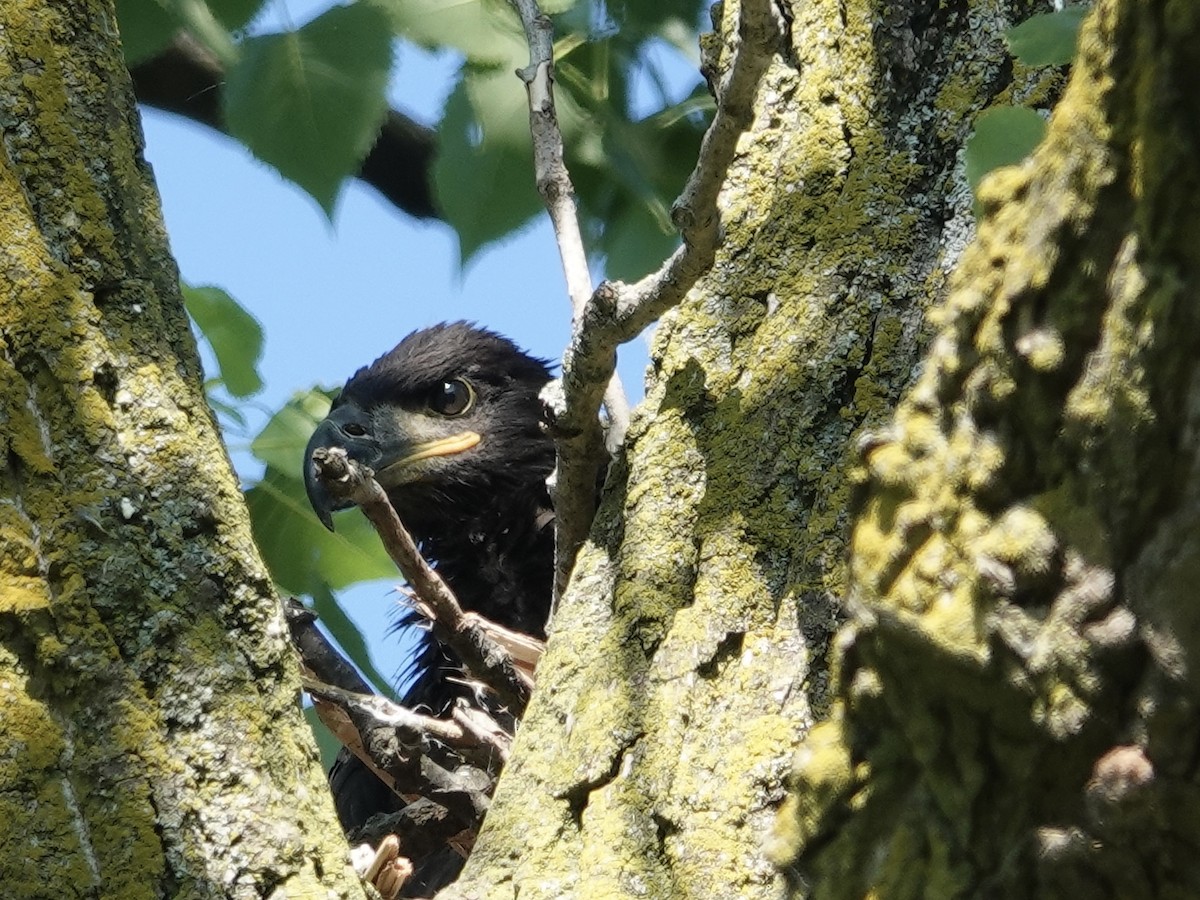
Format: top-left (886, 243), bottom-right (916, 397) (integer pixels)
top-left (441, 0), bottom-right (1052, 896)
top-left (11, 0), bottom-right (1155, 897)
top-left (773, 0), bottom-right (1200, 896)
top-left (0, 3), bottom-right (365, 897)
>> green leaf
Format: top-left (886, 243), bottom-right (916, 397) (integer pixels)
top-left (1006, 7), bottom-right (1089, 67)
top-left (207, 0), bottom-right (265, 32)
top-left (251, 388), bottom-right (334, 473)
top-left (609, 0), bottom-right (708, 38)
top-left (311, 583), bottom-right (398, 701)
top-left (182, 282), bottom-right (264, 398)
top-left (367, 0), bottom-right (526, 66)
top-left (433, 67), bottom-right (544, 263)
top-left (114, 0), bottom-right (179, 65)
top-left (965, 106), bottom-right (1046, 193)
top-left (223, 3), bottom-right (394, 216)
top-left (600, 198), bottom-right (680, 282)
top-left (303, 703), bottom-right (344, 770)
top-left (244, 465), bottom-right (398, 595)
top-left (205, 393), bottom-right (248, 429)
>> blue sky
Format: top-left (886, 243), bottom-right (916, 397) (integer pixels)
top-left (139, 14), bottom-right (697, 682)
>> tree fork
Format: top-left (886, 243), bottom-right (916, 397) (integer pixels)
top-left (439, 0), bottom-right (1052, 896)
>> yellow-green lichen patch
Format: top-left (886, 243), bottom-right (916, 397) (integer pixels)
top-left (577, 767), bottom-right (671, 898)
top-left (768, 720), bottom-right (855, 866)
top-left (0, 636), bottom-right (165, 899)
top-left (4, 10), bottom-right (121, 274)
top-left (0, 1), bottom-right (367, 896)
top-left (0, 661), bottom-right (64, 782)
top-left (975, 506), bottom-right (1058, 578)
top-left (777, 0), bottom-right (1200, 892)
top-left (0, 577), bottom-right (50, 614)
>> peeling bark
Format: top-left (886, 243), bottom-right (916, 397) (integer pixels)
top-left (442, 0), bottom-right (1049, 896)
top-left (0, 2), bottom-right (364, 897)
top-left (774, 0), bottom-right (1200, 896)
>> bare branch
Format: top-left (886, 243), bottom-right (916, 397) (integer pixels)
top-left (507, 7), bottom-right (591, 317)
top-left (545, 0), bottom-right (783, 597)
top-left (309, 447), bottom-right (533, 712)
top-left (507, 0), bottom-right (630, 480)
top-left (303, 671), bottom-right (493, 825)
top-left (285, 597), bottom-right (508, 822)
top-left (505, 0), bottom-right (634, 606)
top-left (283, 598), bottom-right (374, 694)
top-left (302, 677), bottom-right (510, 764)
top-left (451, 704), bottom-right (515, 759)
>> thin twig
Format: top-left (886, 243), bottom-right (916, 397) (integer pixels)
top-left (310, 447), bottom-right (533, 712)
top-left (286, 600), bottom-right (508, 817)
top-left (284, 597), bottom-right (374, 694)
top-left (451, 704), bottom-right (515, 759)
top-left (302, 677), bottom-right (511, 763)
top-left (460, 611), bottom-right (545, 672)
top-left (506, 0), bottom-right (630, 605)
top-left (304, 678), bottom-right (492, 824)
top-left (507, 1), bottom-right (631, 429)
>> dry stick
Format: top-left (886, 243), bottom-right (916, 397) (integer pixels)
top-left (302, 677), bottom-right (511, 764)
top-left (507, 0), bottom-right (627, 606)
top-left (511, 0), bottom-right (783, 599)
top-left (310, 446), bottom-right (533, 713)
top-left (284, 597), bottom-right (376, 695)
top-left (286, 600), bottom-right (504, 818)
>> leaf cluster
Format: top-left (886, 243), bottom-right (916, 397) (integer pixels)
top-left (117, 0), bottom-right (712, 278)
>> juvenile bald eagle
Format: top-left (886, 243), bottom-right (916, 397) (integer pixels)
top-left (303, 322), bottom-right (555, 833)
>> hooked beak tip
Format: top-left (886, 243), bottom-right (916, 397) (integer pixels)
top-left (304, 419), bottom-right (343, 532)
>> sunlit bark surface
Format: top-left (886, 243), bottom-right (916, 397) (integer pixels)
top-left (775, 2), bottom-right (1200, 896)
top-left (0, 3), bottom-right (363, 897)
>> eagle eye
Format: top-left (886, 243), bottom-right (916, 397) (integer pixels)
top-left (429, 378), bottom-right (474, 417)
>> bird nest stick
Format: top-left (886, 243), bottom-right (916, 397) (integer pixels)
top-left (290, 446), bottom-right (551, 897)
top-left (308, 446), bottom-right (537, 715)
top-left (284, 600), bottom-right (501, 812)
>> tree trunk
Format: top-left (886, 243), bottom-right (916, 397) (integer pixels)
top-left (0, 4), bottom-right (363, 897)
top-left (19, 0), bottom-right (1179, 896)
top-left (773, 0), bottom-right (1200, 896)
top-left (442, 0), bottom-right (1049, 896)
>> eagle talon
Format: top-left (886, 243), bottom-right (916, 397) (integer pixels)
top-left (350, 835), bottom-right (411, 900)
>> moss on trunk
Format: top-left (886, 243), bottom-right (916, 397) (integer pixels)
top-left (775, 0), bottom-right (1200, 895)
top-left (444, 0), bottom-right (1051, 896)
top-left (0, 2), bottom-right (364, 896)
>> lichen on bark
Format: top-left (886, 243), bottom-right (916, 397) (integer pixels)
top-left (775, 0), bottom-right (1200, 895)
top-left (0, 2), bottom-right (363, 897)
top-left (442, 0), bottom-right (1047, 896)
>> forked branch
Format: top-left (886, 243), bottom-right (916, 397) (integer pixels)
top-left (508, 0), bottom-right (784, 599)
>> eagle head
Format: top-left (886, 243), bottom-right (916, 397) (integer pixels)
top-left (304, 322), bottom-right (554, 532)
